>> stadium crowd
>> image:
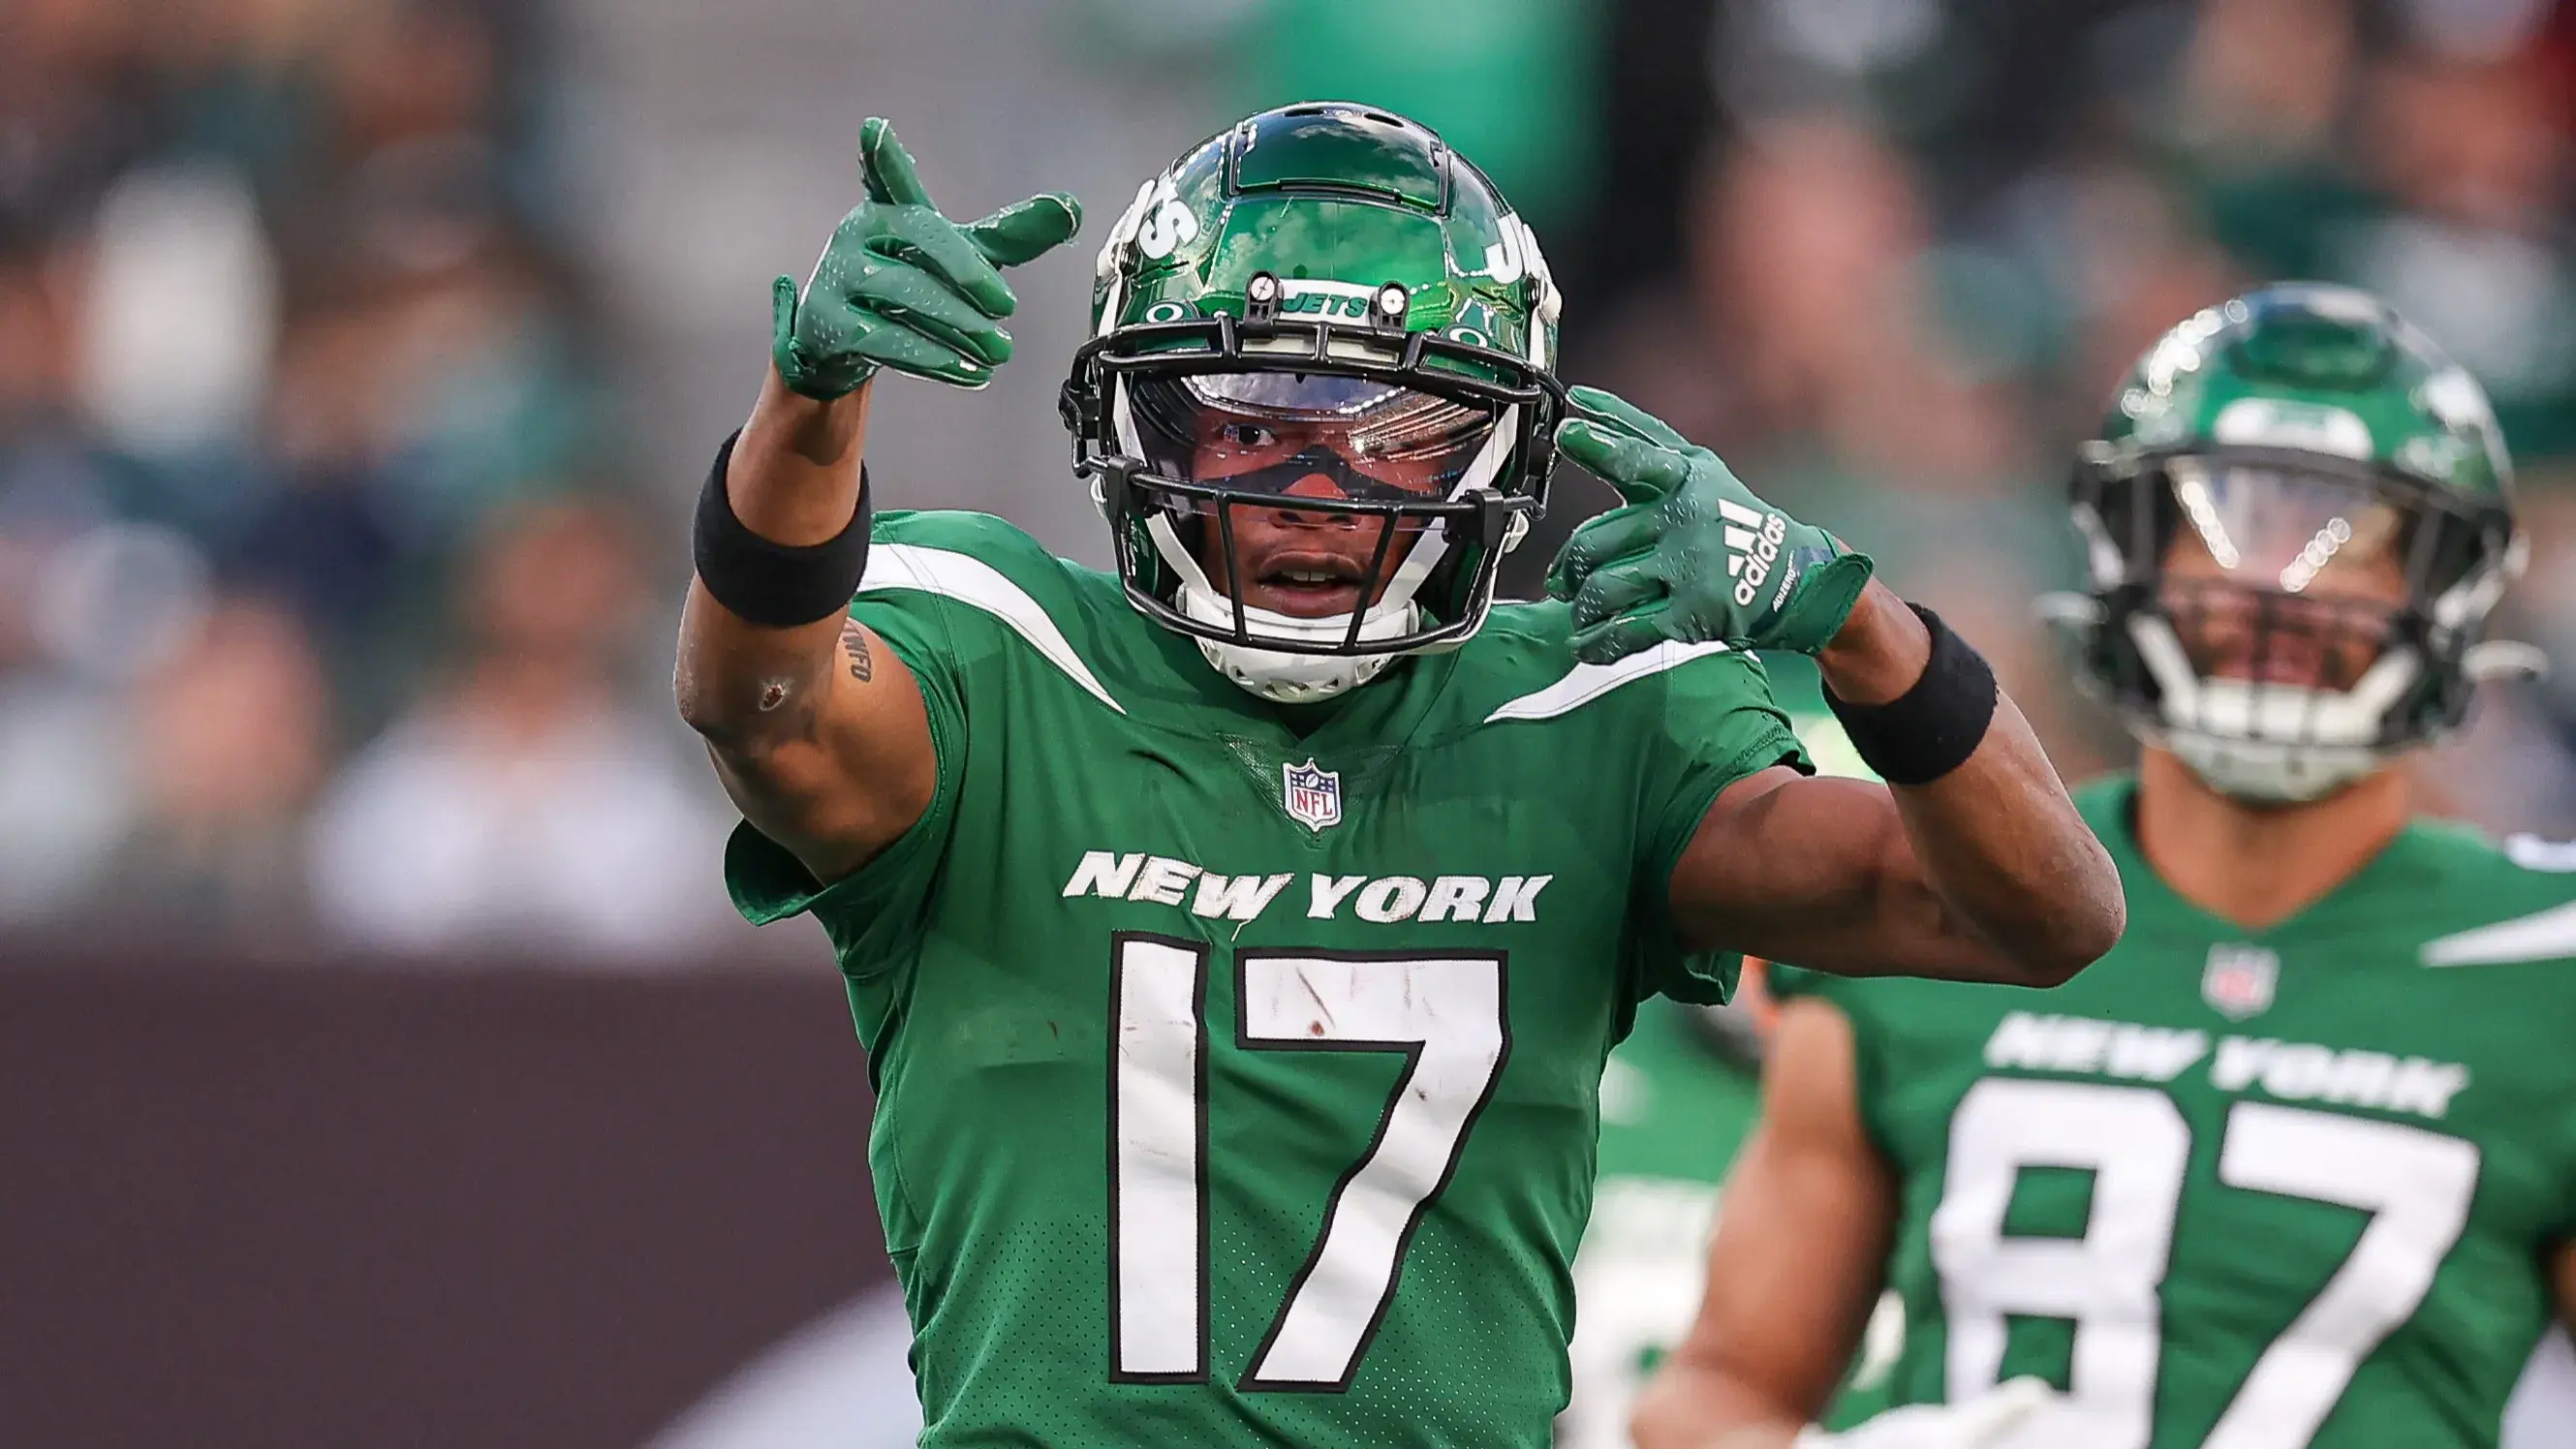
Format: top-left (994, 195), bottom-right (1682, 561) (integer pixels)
top-left (4, 0), bottom-right (2576, 961)
top-left (0, 0), bottom-right (739, 955)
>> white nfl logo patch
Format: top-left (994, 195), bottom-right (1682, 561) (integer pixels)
top-left (2201, 943), bottom-right (2280, 1020)
top-left (1282, 759), bottom-right (1342, 833)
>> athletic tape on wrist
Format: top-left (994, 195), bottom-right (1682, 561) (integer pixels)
top-left (692, 428), bottom-right (873, 628)
top-left (1822, 602), bottom-right (1998, 786)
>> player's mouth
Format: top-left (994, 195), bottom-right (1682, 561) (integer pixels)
top-left (1247, 551), bottom-right (1369, 618)
top-left (2196, 632), bottom-right (2375, 691)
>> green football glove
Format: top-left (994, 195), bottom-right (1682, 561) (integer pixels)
top-left (770, 117), bottom-right (1082, 397)
top-left (1546, 386), bottom-right (1874, 663)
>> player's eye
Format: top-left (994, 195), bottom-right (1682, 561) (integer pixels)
top-left (1220, 422), bottom-right (1277, 448)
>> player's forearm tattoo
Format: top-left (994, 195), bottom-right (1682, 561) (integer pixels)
top-left (841, 618), bottom-right (873, 683)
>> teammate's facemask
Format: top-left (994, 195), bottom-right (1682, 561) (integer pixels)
top-left (2074, 449), bottom-right (2526, 802)
top-left (2054, 284), bottom-right (2538, 804)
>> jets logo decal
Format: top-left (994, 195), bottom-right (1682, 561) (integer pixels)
top-left (1134, 177), bottom-right (1198, 260)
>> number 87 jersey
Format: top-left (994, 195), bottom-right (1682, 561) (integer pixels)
top-left (722, 512), bottom-right (1809, 1447)
top-left (1772, 776), bottom-right (2576, 1449)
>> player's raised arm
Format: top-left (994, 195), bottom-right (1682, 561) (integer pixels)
top-left (1633, 998), bottom-right (2059, 1449)
top-left (673, 119), bottom-right (1079, 881)
top-left (1544, 386), bottom-right (2122, 986)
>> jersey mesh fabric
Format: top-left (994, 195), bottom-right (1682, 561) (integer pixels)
top-left (1560, 1000), bottom-right (1762, 1449)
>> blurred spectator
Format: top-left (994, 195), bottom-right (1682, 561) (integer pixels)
top-left (2335, 47), bottom-right (2576, 461)
top-left (10, 0), bottom-right (2576, 948)
top-left (305, 498), bottom-right (732, 963)
top-left (0, 0), bottom-right (648, 947)
top-left (111, 595), bottom-right (332, 928)
top-left (1588, 114), bottom-right (2109, 774)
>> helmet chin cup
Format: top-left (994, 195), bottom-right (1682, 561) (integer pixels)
top-left (2118, 614), bottom-right (2423, 805)
top-left (2160, 678), bottom-right (2387, 801)
top-left (1177, 579), bottom-right (1416, 702)
top-left (2166, 730), bottom-right (2379, 804)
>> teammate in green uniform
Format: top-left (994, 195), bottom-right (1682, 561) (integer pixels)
top-left (671, 105), bottom-right (2124, 1447)
top-left (1635, 283), bottom-right (2576, 1449)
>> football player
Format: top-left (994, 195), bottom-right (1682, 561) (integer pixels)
top-left (672, 106), bottom-right (2122, 1447)
top-left (1634, 283), bottom-right (2576, 1449)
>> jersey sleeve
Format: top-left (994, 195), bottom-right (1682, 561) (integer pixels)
top-left (1633, 647), bottom-right (1811, 1004)
top-left (721, 509), bottom-right (1067, 980)
top-left (723, 577), bottom-right (967, 983)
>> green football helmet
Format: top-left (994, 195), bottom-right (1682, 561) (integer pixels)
top-left (1060, 102), bottom-right (1567, 702)
top-left (2056, 282), bottom-right (2540, 802)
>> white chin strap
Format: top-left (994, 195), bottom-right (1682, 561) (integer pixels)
top-left (2127, 614), bottom-right (2418, 803)
top-left (1177, 581), bottom-right (1419, 703)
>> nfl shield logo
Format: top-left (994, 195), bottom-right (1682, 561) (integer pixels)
top-left (2201, 943), bottom-right (2280, 1020)
top-left (1282, 759), bottom-right (1342, 833)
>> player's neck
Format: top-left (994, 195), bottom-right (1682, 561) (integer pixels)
top-left (2133, 749), bottom-right (2413, 933)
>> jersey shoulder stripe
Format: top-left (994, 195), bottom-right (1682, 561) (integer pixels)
top-left (861, 540), bottom-right (1126, 714)
top-left (2398, 824), bottom-right (2576, 967)
top-left (1481, 640), bottom-right (1734, 724)
top-left (861, 509), bottom-right (1127, 715)
top-left (2421, 899), bottom-right (2576, 968)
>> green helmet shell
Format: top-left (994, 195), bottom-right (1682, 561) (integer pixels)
top-left (1060, 103), bottom-right (1568, 700)
top-left (2064, 282), bottom-right (2534, 801)
top-left (2094, 282), bottom-right (2513, 504)
top-left (1083, 103), bottom-right (1560, 375)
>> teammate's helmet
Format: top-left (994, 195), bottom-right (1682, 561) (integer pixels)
top-left (1061, 103), bottom-right (1567, 702)
top-left (2061, 283), bottom-right (2537, 802)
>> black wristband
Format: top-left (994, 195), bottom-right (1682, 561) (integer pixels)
top-left (692, 428), bottom-right (873, 628)
top-left (1821, 602), bottom-right (1998, 786)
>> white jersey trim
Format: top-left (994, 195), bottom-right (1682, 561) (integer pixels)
top-left (2420, 900), bottom-right (2576, 968)
top-left (859, 543), bottom-right (1127, 715)
top-left (1482, 639), bottom-right (1732, 724)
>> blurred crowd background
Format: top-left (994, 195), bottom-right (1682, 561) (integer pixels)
top-left (6, 0), bottom-right (2576, 964)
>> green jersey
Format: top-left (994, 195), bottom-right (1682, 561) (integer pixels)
top-left (1560, 999), bottom-right (1761, 1449)
top-left (1775, 776), bottom-right (2576, 1449)
top-left (723, 510), bottom-right (1807, 1447)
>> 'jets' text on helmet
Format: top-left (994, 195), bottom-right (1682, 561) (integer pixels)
top-left (2057, 282), bottom-right (2539, 802)
top-left (1060, 103), bottom-right (1567, 702)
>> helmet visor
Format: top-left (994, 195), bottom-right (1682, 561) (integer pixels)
top-left (2157, 460), bottom-right (2413, 692)
top-left (2163, 458), bottom-right (2412, 599)
top-left (1126, 372), bottom-right (1501, 503)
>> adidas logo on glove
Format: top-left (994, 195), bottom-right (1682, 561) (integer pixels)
top-left (1721, 498), bottom-right (1789, 607)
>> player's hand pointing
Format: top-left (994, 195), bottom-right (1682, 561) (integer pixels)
top-left (1545, 386), bottom-right (1873, 664)
top-left (770, 118), bottom-right (1082, 397)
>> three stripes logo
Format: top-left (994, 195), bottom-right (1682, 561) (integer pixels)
top-left (1720, 498), bottom-right (1789, 607)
